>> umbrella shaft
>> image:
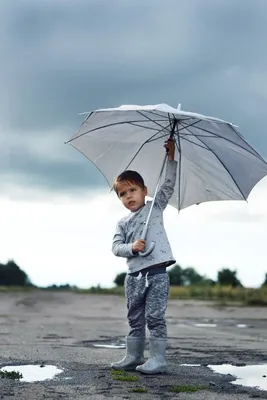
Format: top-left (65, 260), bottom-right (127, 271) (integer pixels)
top-left (141, 152), bottom-right (168, 239)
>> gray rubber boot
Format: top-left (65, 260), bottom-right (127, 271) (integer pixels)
top-left (111, 336), bottom-right (146, 371)
top-left (136, 337), bottom-right (167, 374)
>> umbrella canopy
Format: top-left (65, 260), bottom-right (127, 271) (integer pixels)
top-left (67, 103), bottom-right (267, 210)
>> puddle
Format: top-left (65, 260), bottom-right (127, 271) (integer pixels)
top-left (194, 323), bottom-right (217, 328)
top-left (93, 344), bottom-right (126, 349)
top-left (209, 364), bottom-right (267, 391)
top-left (0, 365), bottom-right (63, 382)
top-left (181, 364), bottom-right (201, 367)
top-left (75, 339), bottom-right (126, 349)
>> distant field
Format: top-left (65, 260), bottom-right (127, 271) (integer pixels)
top-left (78, 284), bottom-right (267, 306)
top-left (1, 284), bottom-right (266, 306)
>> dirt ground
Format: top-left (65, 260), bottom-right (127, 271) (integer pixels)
top-left (0, 291), bottom-right (267, 399)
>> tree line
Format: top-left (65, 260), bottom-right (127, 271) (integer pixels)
top-left (1, 260), bottom-right (267, 288)
top-left (114, 264), bottom-right (267, 288)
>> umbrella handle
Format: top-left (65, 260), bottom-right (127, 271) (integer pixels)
top-left (138, 225), bottom-right (156, 257)
top-left (138, 241), bottom-right (156, 257)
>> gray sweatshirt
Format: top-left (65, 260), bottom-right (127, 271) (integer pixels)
top-left (112, 160), bottom-right (177, 273)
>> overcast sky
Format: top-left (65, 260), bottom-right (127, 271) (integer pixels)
top-left (1, 0), bottom-right (267, 288)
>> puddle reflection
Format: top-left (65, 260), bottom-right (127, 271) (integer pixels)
top-left (209, 364), bottom-right (267, 391)
top-left (181, 363), bottom-right (201, 367)
top-left (93, 344), bottom-right (126, 349)
top-left (0, 365), bottom-right (63, 382)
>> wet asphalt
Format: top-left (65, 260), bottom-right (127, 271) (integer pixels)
top-left (0, 292), bottom-right (267, 399)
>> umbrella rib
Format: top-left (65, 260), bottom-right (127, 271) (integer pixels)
top-left (138, 111), bottom-right (264, 162)
top-left (66, 118), bottom-right (167, 143)
top-left (68, 143), bottom-right (111, 188)
top-left (180, 132), bottom-right (218, 138)
top-left (230, 124), bottom-right (267, 163)
top-left (148, 131), bottom-right (175, 143)
top-left (179, 136), bottom-right (210, 150)
top-left (135, 120), bottom-right (175, 144)
top-left (126, 121), bottom-right (167, 132)
top-left (146, 110), bottom-right (173, 119)
top-left (194, 134), bottom-right (247, 201)
top-left (137, 110), bottom-right (172, 135)
top-left (174, 123), bottom-right (182, 212)
top-left (180, 121), bottom-right (263, 160)
top-left (123, 122), bottom-right (173, 171)
top-left (148, 110), bottom-right (195, 124)
top-left (84, 111), bottom-right (93, 121)
top-left (178, 119), bottom-right (202, 133)
top-left (146, 122), bottom-right (173, 142)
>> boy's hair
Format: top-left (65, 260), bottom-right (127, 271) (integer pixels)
top-left (113, 170), bottom-right (145, 195)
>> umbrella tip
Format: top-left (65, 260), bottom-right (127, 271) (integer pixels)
top-left (177, 103), bottom-right (182, 111)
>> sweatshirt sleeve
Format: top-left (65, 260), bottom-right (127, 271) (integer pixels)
top-left (154, 159), bottom-right (177, 210)
top-left (112, 220), bottom-right (135, 258)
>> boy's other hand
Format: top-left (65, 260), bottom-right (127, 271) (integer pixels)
top-left (132, 239), bottom-right (146, 253)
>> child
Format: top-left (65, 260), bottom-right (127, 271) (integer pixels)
top-left (111, 139), bottom-right (176, 374)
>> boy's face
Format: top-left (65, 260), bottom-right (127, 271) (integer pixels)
top-left (116, 181), bottom-right (147, 212)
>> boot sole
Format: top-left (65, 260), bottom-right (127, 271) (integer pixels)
top-left (111, 360), bottom-right (145, 371)
top-left (136, 367), bottom-right (167, 374)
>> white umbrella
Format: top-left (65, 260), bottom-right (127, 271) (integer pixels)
top-left (67, 103), bottom-right (267, 255)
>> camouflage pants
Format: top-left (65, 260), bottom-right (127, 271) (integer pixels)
top-left (125, 272), bottom-right (169, 338)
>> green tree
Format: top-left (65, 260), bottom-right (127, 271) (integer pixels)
top-left (0, 260), bottom-right (31, 286)
top-left (201, 278), bottom-right (216, 286)
top-left (168, 264), bottom-right (184, 286)
top-left (169, 264), bottom-right (210, 286)
top-left (261, 273), bottom-right (267, 287)
top-left (182, 267), bottom-right (204, 286)
top-left (114, 272), bottom-right (127, 286)
top-left (217, 268), bottom-right (242, 287)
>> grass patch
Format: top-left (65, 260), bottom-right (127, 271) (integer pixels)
top-left (170, 384), bottom-right (209, 393)
top-left (111, 369), bottom-right (127, 376)
top-left (111, 369), bottom-right (138, 382)
top-left (245, 297), bottom-right (267, 306)
top-left (113, 374), bottom-right (138, 382)
top-left (0, 370), bottom-right (23, 380)
top-left (168, 285), bottom-right (267, 305)
top-left (129, 387), bottom-right (148, 393)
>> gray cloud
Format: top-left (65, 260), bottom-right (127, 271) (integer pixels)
top-left (1, 0), bottom-right (267, 197)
